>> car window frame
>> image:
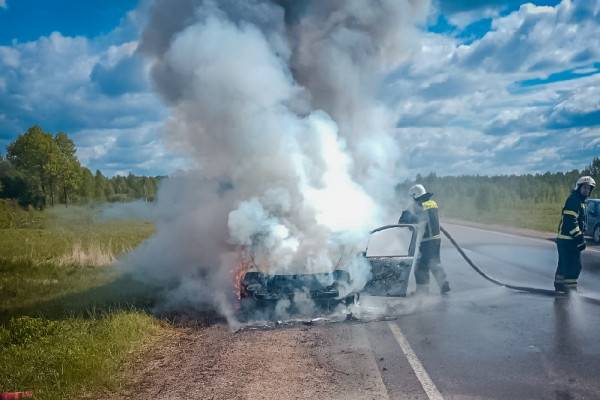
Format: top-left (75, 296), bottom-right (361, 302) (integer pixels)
top-left (366, 224), bottom-right (418, 258)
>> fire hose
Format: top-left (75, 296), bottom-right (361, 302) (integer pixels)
top-left (440, 226), bottom-right (600, 305)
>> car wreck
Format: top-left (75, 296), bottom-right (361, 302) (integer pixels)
top-left (238, 224), bottom-right (419, 319)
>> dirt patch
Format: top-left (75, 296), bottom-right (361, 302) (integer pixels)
top-left (120, 321), bottom-right (389, 400)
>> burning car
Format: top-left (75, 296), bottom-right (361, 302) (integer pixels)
top-left (237, 224), bottom-right (419, 319)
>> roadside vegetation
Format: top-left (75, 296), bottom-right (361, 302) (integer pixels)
top-left (1, 125), bottom-right (164, 209)
top-left (0, 200), bottom-right (165, 400)
top-left (398, 157), bottom-right (600, 233)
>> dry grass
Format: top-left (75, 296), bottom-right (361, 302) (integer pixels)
top-left (0, 202), bottom-right (166, 399)
top-left (56, 241), bottom-right (128, 267)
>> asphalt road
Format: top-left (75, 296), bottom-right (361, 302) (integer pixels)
top-left (355, 222), bottom-right (600, 400)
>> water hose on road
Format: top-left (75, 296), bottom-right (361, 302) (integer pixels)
top-left (440, 226), bottom-right (561, 297)
top-left (441, 226), bottom-right (600, 305)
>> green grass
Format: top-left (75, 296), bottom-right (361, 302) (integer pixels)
top-left (441, 201), bottom-right (562, 233)
top-left (0, 312), bottom-right (163, 400)
top-left (0, 260), bottom-right (117, 313)
top-left (0, 200), bottom-right (166, 399)
top-left (0, 200), bottom-right (154, 264)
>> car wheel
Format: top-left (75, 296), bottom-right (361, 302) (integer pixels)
top-left (594, 225), bottom-right (600, 244)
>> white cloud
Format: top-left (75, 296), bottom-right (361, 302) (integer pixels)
top-left (1, 0), bottom-right (599, 178)
top-left (0, 28), bottom-right (172, 175)
top-left (0, 1), bottom-right (6, 9)
top-left (525, 147), bottom-right (560, 165)
top-left (454, 1), bottom-right (600, 74)
top-left (387, 0), bottom-right (600, 175)
top-left (552, 79), bottom-right (600, 115)
top-left (74, 122), bottom-right (182, 176)
top-left (446, 7), bottom-right (499, 29)
top-left (0, 46), bottom-right (20, 68)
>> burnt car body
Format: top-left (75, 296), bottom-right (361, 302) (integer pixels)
top-left (238, 224), bottom-right (419, 319)
top-left (239, 269), bottom-right (354, 316)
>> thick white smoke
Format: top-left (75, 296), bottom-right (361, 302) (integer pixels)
top-left (126, 0), bottom-right (431, 323)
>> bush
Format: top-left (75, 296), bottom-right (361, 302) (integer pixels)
top-left (1, 317), bottom-right (61, 347)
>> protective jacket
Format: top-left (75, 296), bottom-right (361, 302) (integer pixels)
top-left (398, 194), bottom-right (441, 242)
top-left (557, 190), bottom-right (587, 251)
top-left (398, 195), bottom-right (448, 292)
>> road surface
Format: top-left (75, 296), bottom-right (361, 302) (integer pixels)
top-left (356, 222), bottom-right (600, 400)
top-left (124, 222), bottom-right (600, 400)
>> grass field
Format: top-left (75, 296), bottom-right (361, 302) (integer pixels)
top-left (0, 200), bottom-right (166, 400)
top-left (440, 201), bottom-right (562, 233)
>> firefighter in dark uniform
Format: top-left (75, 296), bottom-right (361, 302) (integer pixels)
top-left (399, 184), bottom-right (450, 294)
top-left (554, 176), bottom-right (596, 293)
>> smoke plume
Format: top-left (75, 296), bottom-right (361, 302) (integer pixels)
top-left (126, 0), bottom-right (431, 324)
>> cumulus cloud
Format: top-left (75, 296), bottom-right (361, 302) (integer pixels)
top-left (0, 20), bottom-right (174, 175)
top-left (74, 121), bottom-right (188, 176)
top-left (389, 0), bottom-right (600, 174)
top-left (0, 1), bottom-right (6, 9)
top-left (431, 0), bottom-right (524, 30)
top-left (91, 42), bottom-right (148, 96)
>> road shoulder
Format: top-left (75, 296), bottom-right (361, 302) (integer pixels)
top-left (442, 218), bottom-right (556, 241)
top-left (119, 322), bottom-right (390, 400)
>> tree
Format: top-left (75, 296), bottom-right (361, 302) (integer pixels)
top-left (0, 157), bottom-right (45, 208)
top-left (6, 127), bottom-right (85, 206)
top-left (54, 132), bottom-right (81, 205)
top-left (42, 147), bottom-right (63, 206)
top-left (104, 179), bottom-right (115, 200)
top-left (78, 167), bottom-right (95, 201)
top-left (94, 170), bottom-right (106, 201)
top-left (4, 125), bottom-right (164, 206)
top-left (583, 157), bottom-right (600, 186)
top-left (6, 126), bottom-right (57, 205)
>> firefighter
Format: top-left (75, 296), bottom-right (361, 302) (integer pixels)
top-left (399, 184), bottom-right (450, 294)
top-left (554, 176), bottom-right (596, 293)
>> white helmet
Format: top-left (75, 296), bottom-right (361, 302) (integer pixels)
top-left (409, 184), bottom-right (427, 200)
top-left (574, 176), bottom-right (596, 191)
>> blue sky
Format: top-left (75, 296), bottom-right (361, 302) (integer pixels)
top-left (0, 0), bottom-right (139, 45)
top-left (0, 0), bottom-right (599, 176)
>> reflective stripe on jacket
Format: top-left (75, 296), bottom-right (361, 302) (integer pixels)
top-left (421, 200), bottom-right (441, 242)
top-left (398, 198), bottom-right (441, 242)
top-left (557, 191), bottom-right (586, 241)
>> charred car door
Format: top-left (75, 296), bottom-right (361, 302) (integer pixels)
top-left (361, 224), bottom-right (418, 297)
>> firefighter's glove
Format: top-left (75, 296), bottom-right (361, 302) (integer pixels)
top-left (577, 241), bottom-right (586, 252)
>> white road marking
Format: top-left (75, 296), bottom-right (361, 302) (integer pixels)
top-left (353, 324), bottom-right (391, 400)
top-left (387, 322), bottom-right (444, 400)
top-left (446, 223), bottom-right (600, 254)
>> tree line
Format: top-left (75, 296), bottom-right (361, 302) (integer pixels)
top-left (4, 125), bottom-right (599, 213)
top-left (1, 126), bottom-right (163, 208)
top-left (397, 157), bottom-right (600, 214)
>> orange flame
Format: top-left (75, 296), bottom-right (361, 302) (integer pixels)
top-left (233, 251), bottom-right (252, 300)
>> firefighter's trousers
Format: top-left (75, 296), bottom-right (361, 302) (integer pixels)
top-left (554, 239), bottom-right (582, 291)
top-left (415, 238), bottom-right (448, 289)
